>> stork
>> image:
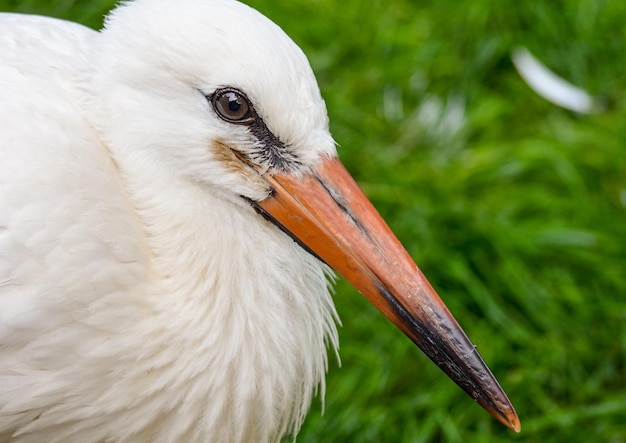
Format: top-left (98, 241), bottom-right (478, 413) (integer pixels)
top-left (0, 0), bottom-right (519, 441)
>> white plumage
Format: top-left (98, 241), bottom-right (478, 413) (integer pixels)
top-left (0, 1), bottom-right (519, 442)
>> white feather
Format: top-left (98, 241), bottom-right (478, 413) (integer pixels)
top-left (512, 47), bottom-right (599, 114)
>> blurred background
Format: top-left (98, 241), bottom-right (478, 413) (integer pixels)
top-left (4, 1), bottom-right (625, 442)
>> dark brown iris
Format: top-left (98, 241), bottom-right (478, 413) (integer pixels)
top-left (212, 88), bottom-right (253, 123)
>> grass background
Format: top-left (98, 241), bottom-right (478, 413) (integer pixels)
top-left (4, 1), bottom-right (625, 442)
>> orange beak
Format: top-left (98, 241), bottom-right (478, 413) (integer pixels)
top-left (250, 156), bottom-right (520, 432)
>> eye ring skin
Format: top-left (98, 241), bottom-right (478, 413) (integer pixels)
top-left (211, 87), bottom-right (256, 124)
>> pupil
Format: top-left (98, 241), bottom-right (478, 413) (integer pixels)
top-left (228, 99), bottom-right (241, 113)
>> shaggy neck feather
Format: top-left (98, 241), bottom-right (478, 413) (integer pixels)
top-left (104, 162), bottom-right (340, 442)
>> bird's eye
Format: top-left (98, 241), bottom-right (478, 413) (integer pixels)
top-left (212, 88), bottom-right (253, 124)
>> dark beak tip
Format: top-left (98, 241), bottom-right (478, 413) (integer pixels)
top-left (513, 422), bottom-right (522, 433)
top-left (505, 417), bottom-right (522, 433)
top-left (477, 376), bottom-right (521, 432)
top-left (482, 396), bottom-right (520, 432)
top-left (507, 411), bottom-right (522, 433)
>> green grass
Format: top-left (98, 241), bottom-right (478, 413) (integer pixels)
top-left (4, 1), bottom-right (626, 442)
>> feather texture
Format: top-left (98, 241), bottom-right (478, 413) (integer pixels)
top-left (0, 1), bottom-right (339, 441)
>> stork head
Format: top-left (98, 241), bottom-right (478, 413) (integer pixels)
top-left (88, 0), bottom-right (519, 432)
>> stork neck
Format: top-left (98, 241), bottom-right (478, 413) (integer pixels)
top-left (109, 160), bottom-right (339, 441)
